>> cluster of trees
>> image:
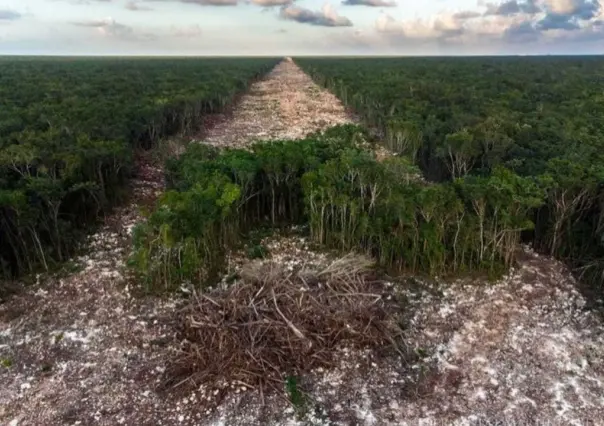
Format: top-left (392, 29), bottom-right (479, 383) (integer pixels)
top-left (0, 57), bottom-right (278, 283)
top-left (131, 126), bottom-right (360, 291)
top-left (297, 57), bottom-right (604, 289)
top-left (131, 125), bottom-right (546, 291)
top-left (303, 150), bottom-right (544, 276)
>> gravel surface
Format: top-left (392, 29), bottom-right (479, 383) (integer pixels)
top-left (397, 248), bottom-right (604, 425)
top-left (157, 246), bottom-right (604, 426)
top-left (1, 59), bottom-right (603, 426)
top-left (200, 57), bottom-right (357, 148)
top-left (0, 158), bottom-right (193, 426)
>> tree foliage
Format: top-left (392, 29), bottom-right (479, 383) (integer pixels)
top-left (131, 126), bottom-right (362, 291)
top-left (297, 57), bottom-right (604, 290)
top-left (132, 126), bottom-right (544, 292)
top-left (0, 57), bottom-right (278, 282)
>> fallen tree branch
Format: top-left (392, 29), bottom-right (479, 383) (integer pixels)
top-left (162, 254), bottom-right (405, 403)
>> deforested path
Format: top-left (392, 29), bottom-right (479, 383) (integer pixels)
top-left (2, 58), bottom-right (603, 426)
top-left (201, 58), bottom-right (357, 148)
top-left (0, 61), bottom-right (357, 426)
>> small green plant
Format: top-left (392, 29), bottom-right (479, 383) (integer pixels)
top-left (224, 272), bottom-right (239, 285)
top-left (61, 261), bottom-right (83, 275)
top-left (54, 332), bottom-right (64, 344)
top-left (247, 244), bottom-right (268, 260)
top-left (414, 347), bottom-right (427, 358)
top-left (285, 375), bottom-right (307, 419)
top-left (1, 358), bottom-right (12, 368)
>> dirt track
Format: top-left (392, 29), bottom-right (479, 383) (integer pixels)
top-left (201, 58), bottom-right (356, 148)
top-left (1, 59), bottom-right (603, 426)
top-left (0, 59), bottom-right (356, 426)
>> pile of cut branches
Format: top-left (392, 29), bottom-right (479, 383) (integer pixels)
top-left (163, 254), bottom-right (405, 398)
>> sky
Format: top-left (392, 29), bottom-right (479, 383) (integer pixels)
top-left (0, 0), bottom-right (602, 55)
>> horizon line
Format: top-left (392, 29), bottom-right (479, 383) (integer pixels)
top-left (1, 53), bottom-right (604, 58)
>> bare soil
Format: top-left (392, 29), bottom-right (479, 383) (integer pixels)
top-left (1, 59), bottom-right (603, 426)
top-left (198, 58), bottom-right (358, 148)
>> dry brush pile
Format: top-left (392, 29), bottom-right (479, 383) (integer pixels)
top-left (162, 255), bottom-right (406, 401)
top-left (129, 124), bottom-right (555, 411)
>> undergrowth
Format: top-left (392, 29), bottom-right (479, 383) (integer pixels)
top-left (130, 124), bottom-right (546, 293)
top-left (285, 376), bottom-right (308, 418)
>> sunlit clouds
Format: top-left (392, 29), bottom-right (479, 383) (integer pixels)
top-left (0, 0), bottom-right (602, 54)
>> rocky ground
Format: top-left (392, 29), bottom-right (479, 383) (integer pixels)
top-left (1, 59), bottom-right (603, 426)
top-left (199, 57), bottom-right (357, 148)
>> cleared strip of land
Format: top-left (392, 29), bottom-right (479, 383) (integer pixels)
top-left (202, 58), bottom-right (356, 148)
top-left (1, 59), bottom-right (603, 426)
top-left (0, 59), bottom-right (356, 426)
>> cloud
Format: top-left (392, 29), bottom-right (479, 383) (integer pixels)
top-left (372, 0), bottom-right (603, 48)
top-left (71, 0), bottom-right (112, 4)
top-left (552, 0), bottom-right (600, 18)
top-left (484, 0), bottom-right (600, 20)
top-left (376, 13), bottom-right (468, 40)
top-left (342, 0), bottom-right (396, 7)
top-left (72, 17), bottom-right (136, 38)
top-left (544, 0), bottom-right (599, 16)
top-left (537, 0), bottom-right (600, 31)
top-left (537, 12), bottom-right (581, 29)
top-left (0, 10), bottom-right (22, 21)
top-left (376, 10), bottom-right (530, 45)
top-left (144, 0), bottom-right (294, 6)
top-left (503, 20), bottom-right (540, 40)
top-left (126, 1), bottom-right (154, 10)
top-left (485, 0), bottom-right (541, 16)
top-left (170, 24), bottom-right (202, 37)
top-left (280, 4), bottom-right (352, 26)
top-left (377, 12), bottom-right (544, 44)
top-left (140, 0), bottom-right (293, 6)
top-left (485, 0), bottom-right (542, 16)
top-left (453, 11), bottom-right (483, 20)
top-left (138, 0), bottom-right (240, 5)
top-left (180, 0), bottom-right (238, 5)
top-left (251, 0), bottom-right (293, 6)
